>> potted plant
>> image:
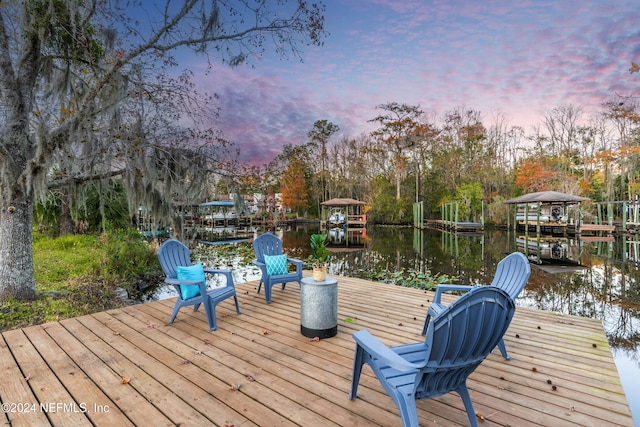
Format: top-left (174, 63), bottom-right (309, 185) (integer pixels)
top-left (310, 233), bottom-right (331, 281)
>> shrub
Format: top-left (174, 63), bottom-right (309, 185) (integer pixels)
top-left (94, 228), bottom-right (159, 283)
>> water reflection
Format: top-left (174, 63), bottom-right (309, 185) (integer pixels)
top-left (277, 225), bottom-right (640, 422)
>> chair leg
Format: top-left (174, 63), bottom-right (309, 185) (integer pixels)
top-left (204, 298), bottom-right (217, 331)
top-left (497, 338), bottom-right (510, 360)
top-left (257, 280), bottom-right (263, 294)
top-left (265, 283), bottom-right (272, 304)
top-left (169, 303), bottom-right (181, 324)
top-left (349, 344), bottom-right (366, 399)
top-left (233, 295), bottom-right (241, 314)
top-left (193, 302), bottom-right (201, 312)
top-left (456, 384), bottom-right (479, 427)
top-left (395, 394), bottom-right (420, 427)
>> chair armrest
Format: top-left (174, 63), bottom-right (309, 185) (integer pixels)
top-left (203, 269), bottom-right (235, 287)
top-left (287, 258), bottom-right (303, 273)
top-left (204, 268), bottom-right (232, 274)
top-left (353, 330), bottom-right (424, 372)
top-left (433, 284), bottom-right (474, 303)
top-left (252, 260), bottom-right (267, 273)
top-left (164, 278), bottom-right (207, 300)
top-left (165, 277), bottom-right (204, 286)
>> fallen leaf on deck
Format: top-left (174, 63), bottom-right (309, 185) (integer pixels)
top-left (260, 329), bottom-right (270, 335)
top-left (310, 336), bottom-right (320, 342)
top-left (230, 383), bottom-right (241, 391)
top-left (120, 375), bottom-right (130, 384)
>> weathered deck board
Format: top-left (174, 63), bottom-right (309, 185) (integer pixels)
top-left (0, 275), bottom-right (633, 427)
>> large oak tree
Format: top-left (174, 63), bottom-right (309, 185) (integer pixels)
top-left (0, 0), bottom-right (326, 301)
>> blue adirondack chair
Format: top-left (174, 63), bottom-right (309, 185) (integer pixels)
top-left (421, 251), bottom-right (530, 360)
top-left (350, 286), bottom-right (515, 427)
top-left (252, 233), bottom-right (303, 304)
top-left (158, 239), bottom-right (241, 331)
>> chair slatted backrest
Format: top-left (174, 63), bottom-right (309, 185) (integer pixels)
top-left (490, 252), bottom-right (531, 300)
top-left (253, 233), bottom-right (283, 263)
top-left (416, 287), bottom-right (515, 398)
top-left (158, 239), bottom-right (192, 279)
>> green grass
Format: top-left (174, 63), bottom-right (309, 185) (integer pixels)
top-left (0, 230), bottom-right (161, 332)
top-left (33, 233), bottom-right (101, 289)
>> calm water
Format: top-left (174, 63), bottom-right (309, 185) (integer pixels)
top-left (151, 225), bottom-right (640, 424)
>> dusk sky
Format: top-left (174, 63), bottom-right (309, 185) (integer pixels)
top-left (184, 0), bottom-right (640, 166)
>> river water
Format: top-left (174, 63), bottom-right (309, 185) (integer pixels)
top-left (150, 224), bottom-right (640, 424)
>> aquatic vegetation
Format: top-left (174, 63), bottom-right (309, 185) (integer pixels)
top-left (192, 241), bottom-right (455, 291)
top-left (369, 268), bottom-right (454, 291)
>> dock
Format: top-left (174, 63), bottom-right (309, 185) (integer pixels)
top-left (577, 223), bottom-right (617, 234)
top-left (0, 276), bottom-right (633, 426)
top-left (425, 219), bottom-right (485, 233)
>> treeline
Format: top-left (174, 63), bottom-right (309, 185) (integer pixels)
top-left (229, 100), bottom-right (639, 225)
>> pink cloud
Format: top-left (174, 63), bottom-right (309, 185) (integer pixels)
top-left (183, 0), bottom-right (640, 165)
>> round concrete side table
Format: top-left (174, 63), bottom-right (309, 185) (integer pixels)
top-left (300, 277), bottom-right (338, 338)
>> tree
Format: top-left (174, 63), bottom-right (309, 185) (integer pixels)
top-left (513, 156), bottom-right (579, 193)
top-left (369, 102), bottom-right (424, 199)
top-left (543, 104), bottom-right (583, 160)
top-left (453, 182), bottom-right (483, 222)
top-left (281, 158), bottom-right (309, 216)
top-left (602, 99), bottom-right (640, 199)
top-left (0, 0), bottom-right (326, 301)
top-left (435, 108), bottom-right (488, 190)
top-left (43, 67), bottom-right (227, 236)
top-left (325, 134), bottom-right (374, 203)
top-left (306, 119), bottom-right (339, 211)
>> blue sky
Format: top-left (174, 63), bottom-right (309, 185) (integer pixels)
top-left (184, 0), bottom-right (640, 166)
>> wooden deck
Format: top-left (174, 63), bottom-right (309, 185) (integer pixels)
top-left (577, 224), bottom-right (617, 234)
top-left (0, 275), bottom-right (633, 427)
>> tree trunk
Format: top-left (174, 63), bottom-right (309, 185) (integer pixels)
top-left (59, 186), bottom-right (74, 236)
top-left (0, 196), bottom-right (37, 301)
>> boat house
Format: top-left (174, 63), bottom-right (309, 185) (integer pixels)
top-left (504, 191), bottom-right (591, 234)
